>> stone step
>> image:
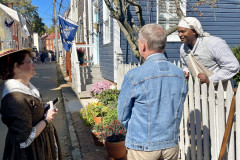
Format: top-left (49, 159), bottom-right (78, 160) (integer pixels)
top-left (80, 72), bottom-right (102, 79)
top-left (80, 65), bottom-right (101, 73)
top-left (79, 64), bottom-right (103, 94)
top-left (81, 84), bottom-right (93, 92)
top-left (81, 78), bottom-right (104, 85)
top-left (78, 91), bottom-right (92, 99)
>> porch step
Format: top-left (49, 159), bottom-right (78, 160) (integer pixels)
top-left (79, 64), bottom-right (103, 92)
top-left (80, 65), bottom-right (101, 73)
top-left (81, 78), bottom-right (103, 85)
top-left (81, 84), bottom-right (93, 92)
top-left (80, 72), bottom-right (102, 79)
top-left (78, 91), bottom-right (91, 99)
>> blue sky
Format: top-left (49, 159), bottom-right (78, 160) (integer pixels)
top-left (31, 0), bottom-right (70, 27)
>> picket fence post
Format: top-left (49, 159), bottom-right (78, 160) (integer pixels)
top-left (201, 83), bottom-right (210, 160)
top-left (225, 81), bottom-right (235, 159)
top-left (216, 81), bottom-right (225, 156)
top-left (236, 84), bottom-right (240, 160)
top-left (188, 75), bottom-right (196, 160)
top-left (209, 82), bottom-right (217, 160)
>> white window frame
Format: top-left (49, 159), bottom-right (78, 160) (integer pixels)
top-left (157, 0), bottom-right (186, 42)
top-left (103, 0), bottom-right (111, 44)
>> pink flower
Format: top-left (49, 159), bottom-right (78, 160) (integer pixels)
top-left (90, 81), bottom-right (112, 97)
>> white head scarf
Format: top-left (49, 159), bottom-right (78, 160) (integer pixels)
top-left (178, 17), bottom-right (210, 37)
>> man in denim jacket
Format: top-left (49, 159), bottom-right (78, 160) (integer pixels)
top-left (117, 24), bottom-right (188, 160)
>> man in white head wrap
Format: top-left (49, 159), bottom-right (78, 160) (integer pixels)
top-left (178, 17), bottom-right (239, 89)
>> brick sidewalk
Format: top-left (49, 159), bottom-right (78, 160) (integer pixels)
top-left (71, 112), bottom-right (108, 160)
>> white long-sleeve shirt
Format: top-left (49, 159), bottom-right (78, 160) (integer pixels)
top-left (180, 36), bottom-right (240, 84)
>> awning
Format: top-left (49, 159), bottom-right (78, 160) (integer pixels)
top-left (0, 3), bottom-right (20, 22)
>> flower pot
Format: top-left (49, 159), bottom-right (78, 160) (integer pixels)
top-left (105, 140), bottom-right (126, 159)
top-left (91, 131), bottom-right (103, 146)
top-left (94, 117), bottom-right (104, 124)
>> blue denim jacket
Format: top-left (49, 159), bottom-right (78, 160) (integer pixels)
top-left (117, 53), bottom-right (188, 151)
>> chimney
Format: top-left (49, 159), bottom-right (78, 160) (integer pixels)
top-left (3, 3), bottom-right (13, 9)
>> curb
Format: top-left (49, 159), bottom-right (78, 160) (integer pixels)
top-left (61, 89), bottom-right (82, 160)
top-left (56, 64), bottom-right (82, 160)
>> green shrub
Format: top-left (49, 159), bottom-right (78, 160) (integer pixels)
top-left (102, 107), bottom-right (118, 127)
top-left (96, 89), bottom-right (120, 108)
top-left (231, 46), bottom-right (240, 86)
top-left (80, 101), bottom-right (108, 126)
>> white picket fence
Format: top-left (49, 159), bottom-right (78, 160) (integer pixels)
top-left (116, 63), bottom-right (140, 90)
top-left (116, 61), bottom-right (240, 160)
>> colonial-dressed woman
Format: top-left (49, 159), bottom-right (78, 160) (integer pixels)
top-left (0, 48), bottom-right (62, 160)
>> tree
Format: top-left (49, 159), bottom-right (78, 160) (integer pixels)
top-left (45, 25), bottom-right (60, 35)
top-left (31, 13), bottom-right (46, 35)
top-left (104, 0), bottom-right (218, 61)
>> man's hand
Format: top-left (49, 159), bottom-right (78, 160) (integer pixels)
top-left (197, 73), bottom-right (210, 85)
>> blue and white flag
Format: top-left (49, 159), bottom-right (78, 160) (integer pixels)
top-left (59, 15), bottom-right (78, 52)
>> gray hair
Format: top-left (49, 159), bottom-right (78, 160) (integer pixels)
top-left (138, 24), bottom-right (167, 52)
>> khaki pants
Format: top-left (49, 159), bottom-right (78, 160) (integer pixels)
top-left (127, 145), bottom-right (179, 160)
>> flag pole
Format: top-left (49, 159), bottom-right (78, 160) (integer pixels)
top-left (53, 0), bottom-right (59, 63)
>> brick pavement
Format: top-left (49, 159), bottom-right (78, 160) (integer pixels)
top-left (71, 112), bottom-right (108, 160)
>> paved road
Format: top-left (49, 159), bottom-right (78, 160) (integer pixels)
top-left (0, 62), bottom-right (72, 159)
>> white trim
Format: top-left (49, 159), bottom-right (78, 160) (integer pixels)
top-left (113, 19), bottom-right (121, 83)
top-left (156, 0), bottom-right (186, 42)
top-left (103, 0), bottom-right (111, 44)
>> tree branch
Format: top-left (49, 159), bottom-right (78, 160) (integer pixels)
top-left (126, 0), bottom-right (144, 27)
top-left (166, 25), bottom-right (178, 36)
top-left (104, 0), bottom-right (118, 19)
top-left (175, 0), bottom-right (184, 19)
top-left (117, 20), bottom-right (140, 60)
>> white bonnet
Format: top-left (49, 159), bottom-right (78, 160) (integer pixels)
top-left (178, 17), bottom-right (210, 37)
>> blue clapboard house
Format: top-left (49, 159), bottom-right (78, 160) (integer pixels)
top-left (97, 0), bottom-right (240, 82)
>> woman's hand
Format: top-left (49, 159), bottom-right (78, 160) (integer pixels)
top-left (45, 109), bottom-right (58, 123)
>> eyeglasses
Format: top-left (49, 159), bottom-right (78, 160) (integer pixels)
top-left (22, 60), bottom-right (34, 64)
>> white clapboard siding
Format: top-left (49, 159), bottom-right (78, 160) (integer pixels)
top-left (116, 61), bottom-right (239, 159)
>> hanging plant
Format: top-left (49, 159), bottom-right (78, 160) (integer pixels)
top-left (5, 20), bottom-right (14, 28)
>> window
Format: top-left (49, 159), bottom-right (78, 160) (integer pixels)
top-left (103, 0), bottom-right (111, 44)
top-left (157, 0), bottom-right (186, 41)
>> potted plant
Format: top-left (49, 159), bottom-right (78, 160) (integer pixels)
top-left (100, 119), bottom-right (127, 159)
top-left (102, 107), bottom-right (118, 127)
top-left (96, 89), bottom-right (120, 108)
top-left (91, 123), bottom-right (104, 146)
top-left (76, 47), bottom-right (85, 65)
top-left (80, 101), bottom-right (100, 126)
top-left (92, 103), bottom-right (109, 124)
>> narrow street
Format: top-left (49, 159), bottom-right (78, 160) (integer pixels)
top-left (0, 61), bottom-right (72, 160)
